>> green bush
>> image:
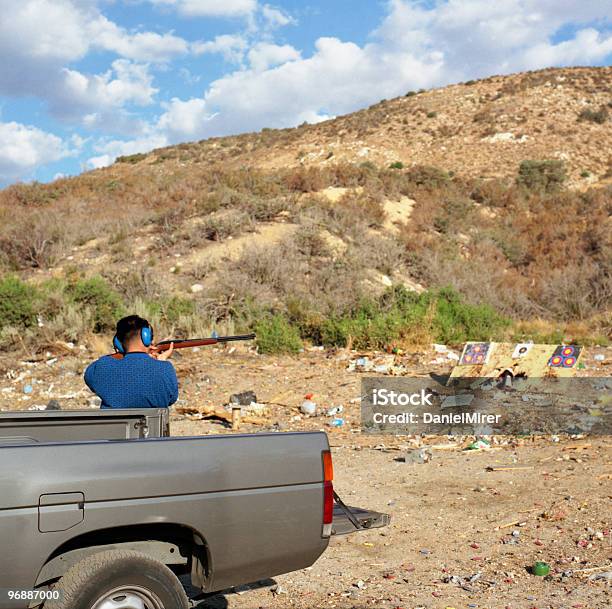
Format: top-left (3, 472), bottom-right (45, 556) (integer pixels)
top-left (517, 160), bottom-right (566, 193)
top-left (0, 276), bottom-right (38, 329)
top-left (427, 287), bottom-right (510, 344)
top-left (308, 285), bottom-right (510, 350)
top-left (389, 161), bottom-right (404, 170)
top-left (66, 277), bottom-right (124, 332)
top-left (255, 314), bottom-right (303, 354)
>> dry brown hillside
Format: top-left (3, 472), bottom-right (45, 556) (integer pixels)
top-left (114, 66), bottom-right (612, 187)
top-left (0, 66), bottom-right (610, 355)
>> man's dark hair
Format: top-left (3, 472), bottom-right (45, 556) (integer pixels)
top-left (116, 315), bottom-right (151, 344)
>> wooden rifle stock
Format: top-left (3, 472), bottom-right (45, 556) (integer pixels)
top-left (109, 333), bottom-right (255, 359)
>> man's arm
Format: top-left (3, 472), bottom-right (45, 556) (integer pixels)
top-left (84, 359), bottom-right (99, 392)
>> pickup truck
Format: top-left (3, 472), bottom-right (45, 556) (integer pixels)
top-left (0, 409), bottom-right (389, 609)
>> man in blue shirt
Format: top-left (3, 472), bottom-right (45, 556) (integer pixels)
top-left (85, 315), bottom-right (178, 409)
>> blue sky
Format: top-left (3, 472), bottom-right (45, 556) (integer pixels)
top-left (0, 0), bottom-right (610, 186)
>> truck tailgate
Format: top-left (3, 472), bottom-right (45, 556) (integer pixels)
top-left (331, 503), bottom-right (390, 535)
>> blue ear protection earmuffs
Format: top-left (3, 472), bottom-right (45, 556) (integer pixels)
top-left (113, 323), bottom-right (153, 354)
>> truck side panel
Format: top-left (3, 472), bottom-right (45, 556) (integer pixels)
top-left (0, 432), bottom-right (329, 592)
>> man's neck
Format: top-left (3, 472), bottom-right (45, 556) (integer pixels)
top-left (124, 343), bottom-right (148, 354)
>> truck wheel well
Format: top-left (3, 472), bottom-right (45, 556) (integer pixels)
top-left (36, 523), bottom-right (210, 587)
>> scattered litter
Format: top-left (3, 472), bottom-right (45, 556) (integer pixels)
top-left (354, 580), bottom-right (366, 589)
top-left (531, 561), bottom-right (550, 576)
top-left (87, 396), bottom-right (102, 408)
top-left (326, 405), bottom-right (344, 416)
top-left (593, 354), bottom-right (605, 362)
top-left (229, 391), bottom-right (257, 406)
top-left (45, 399), bottom-right (61, 410)
top-left (441, 394), bottom-right (474, 409)
top-left (270, 584), bottom-right (286, 596)
top-left (300, 394), bottom-right (317, 416)
top-left (588, 571), bottom-right (612, 581)
top-left (400, 447), bottom-right (432, 464)
top-left (23, 384), bottom-right (33, 394)
top-left (466, 438), bottom-right (490, 450)
top-left (329, 417), bottom-right (344, 427)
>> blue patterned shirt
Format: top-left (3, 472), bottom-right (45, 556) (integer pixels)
top-left (84, 352), bottom-right (178, 409)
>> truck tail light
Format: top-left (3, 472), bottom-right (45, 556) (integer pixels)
top-left (322, 450), bottom-right (334, 537)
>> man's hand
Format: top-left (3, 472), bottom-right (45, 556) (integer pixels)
top-left (151, 342), bottom-right (174, 361)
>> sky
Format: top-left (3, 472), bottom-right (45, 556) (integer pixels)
top-left (0, 0), bottom-right (610, 186)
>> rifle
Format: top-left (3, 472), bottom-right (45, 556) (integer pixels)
top-left (109, 333), bottom-right (256, 359)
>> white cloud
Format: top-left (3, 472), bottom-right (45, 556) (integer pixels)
top-left (0, 0), bottom-right (187, 131)
top-left (192, 34), bottom-right (249, 63)
top-left (156, 98), bottom-right (215, 140)
top-left (92, 17), bottom-right (189, 63)
top-left (46, 60), bottom-right (157, 131)
top-left (261, 4), bottom-right (295, 28)
top-left (149, 0), bottom-right (258, 18)
top-left (0, 121), bottom-right (69, 182)
top-left (152, 0), bottom-right (611, 142)
top-left (248, 42), bottom-right (301, 71)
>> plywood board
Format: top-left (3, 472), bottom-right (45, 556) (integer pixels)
top-left (449, 342), bottom-right (583, 381)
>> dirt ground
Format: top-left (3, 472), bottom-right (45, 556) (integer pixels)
top-left (0, 344), bottom-right (610, 608)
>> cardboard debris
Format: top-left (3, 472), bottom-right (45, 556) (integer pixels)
top-left (175, 405), bottom-right (268, 426)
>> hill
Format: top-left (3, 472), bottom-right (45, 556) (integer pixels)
top-left (115, 66), bottom-right (611, 187)
top-left (0, 66), bottom-right (610, 355)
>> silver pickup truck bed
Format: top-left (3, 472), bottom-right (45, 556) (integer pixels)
top-left (0, 410), bottom-right (389, 608)
top-left (0, 409), bottom-right (169, 443)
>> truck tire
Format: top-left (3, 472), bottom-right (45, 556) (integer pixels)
top-left (45, 549), bottom-right (189, 609)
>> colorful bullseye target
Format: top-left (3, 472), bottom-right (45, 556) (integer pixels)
top-left (459, 342), bottom-right (492, 366)
top-left (547, 345), bottom-right (582, 368)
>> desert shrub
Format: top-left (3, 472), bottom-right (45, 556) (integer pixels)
top-left (0, 210), bottom-right (67, 268)
top-left (161, 296), bottom-right (196, 325)
top-left (0, 181), bottom-right (64, 206)
top-left (255, 314), bottom-right (302, 354)
top-left (243, 196), bottom-right (289, 221)
top-left (116, 153), bottom-right (147, 164)
top-left (199, 209), bottom-right (254, 241)
top-left (577, 106), bottom-right (608, 124)
top-left (516, 160), bottom-right (566, 193)
top-left (0, 276), bottom-right (38, 329)
top-left (283, 166), bottom-right (327, 192)
top-left (294, 224), bottom-right (330, 258)
top-left (405, 165), bottom-right (450, 189)
top-left (336, 190), bottom-right (386, 229)
top-left (389, 161), bottom-right (404, 169)
top-left (426, 111), bottom-right (437, 118)
top-left (65, 277), bottom-right (124, 332)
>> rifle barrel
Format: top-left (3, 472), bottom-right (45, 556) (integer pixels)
top-left (155, 333), bottom-right (256, 348)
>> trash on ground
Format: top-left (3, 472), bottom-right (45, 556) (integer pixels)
top-left (300, 395), bottom-right (317, 415)
top-left (399, 447), bottom-right (432, 464)
top-left (229, 390), bottom-right (257, 406)
top-left (531, 561), bottom-right (550, 576)
top-left (466, 438), bottom-right (491, 450)
top-left (441, 394), bottom-right (475, 409)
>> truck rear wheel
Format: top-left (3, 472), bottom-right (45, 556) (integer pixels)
top-left (45, 549), bottom-right (189, 609)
